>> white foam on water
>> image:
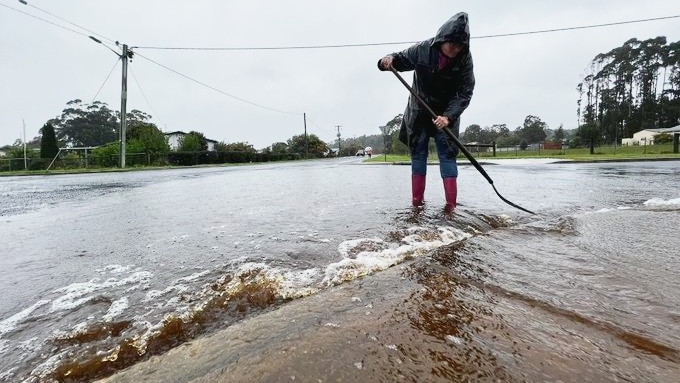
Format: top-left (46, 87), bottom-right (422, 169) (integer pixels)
top-left (278, 268), bottom-right (321, 299)
top-left (0, 339), bottom-right (9, 354)
top-left (0, 300), bottom-right (50, 339)
top-left (24, 350), bottom-right (70, 383)
top-left (322, 226), bottom-right (471, 287)
top-left (446, 335), bottom-right (464, 345)
top-left (50, 271), bottom-right (152, 313)
top-left (480, 158), bottom-right (568, 165)
top-left (176, 270), bottom-right (210, 283)
top-left (96, 264), bottom-right (133, 274)
top-left (17, 337), bottom-right (40, 353)
top-left (103, 297), bottom-right (129, 322)
top-left (50, 321), bottom-right (89, 341)
top-left (0, 367), bottom-right (17, 382)
top-left (643, 197), bottom-right (680, 209)
top-left (142, 270), bottom-right (211, 305)
top-left (587, 208), bottom-right (613, 214)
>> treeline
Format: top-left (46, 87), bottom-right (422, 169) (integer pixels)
top-left (1, 99), bottom-right (333, 171)
top-left (361, 114), bottom-right (570, 155)
top-left (578, 37), bottom-right (680, 144)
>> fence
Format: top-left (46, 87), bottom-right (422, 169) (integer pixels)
top-left (472, 142), bottom-right (678, 158)
top-left (0, 151), bottom-right (305, 172)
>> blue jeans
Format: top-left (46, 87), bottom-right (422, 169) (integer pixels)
top-left (410, 115), bottom-right (459, 178)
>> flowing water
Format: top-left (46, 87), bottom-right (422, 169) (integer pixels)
top-left (0, 158), bottom-right (679, 382)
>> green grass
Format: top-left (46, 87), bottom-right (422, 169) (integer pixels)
top-left (365, 144), bottom-right (680, 163)
top-left (3, 145), bottom-right (678, 176)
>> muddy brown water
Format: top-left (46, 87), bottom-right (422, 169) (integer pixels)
top-left (1, 158), bottom-right (679, 382)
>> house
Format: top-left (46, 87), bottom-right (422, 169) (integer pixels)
top-left (622, 125), bottom-right (680, 146)
top-left (164, 131), bottom-right (217, 151)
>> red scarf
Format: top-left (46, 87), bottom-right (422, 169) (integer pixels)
top-left (438, 52), bottom-right (451, 70)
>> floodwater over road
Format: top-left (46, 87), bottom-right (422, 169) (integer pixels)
top-left (1, 158), bottom-right (679, 382)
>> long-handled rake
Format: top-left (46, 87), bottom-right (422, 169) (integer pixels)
top-left (389, 66), bottom-right (535, 215)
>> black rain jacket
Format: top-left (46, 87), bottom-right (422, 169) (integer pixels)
top-left (379, 12), bottom-right (475, 149)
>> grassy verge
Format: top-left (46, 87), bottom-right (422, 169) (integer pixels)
top-left (365, 144), bottom-right (680, 163)
top-left (0, 162), bottom-right (254, 177)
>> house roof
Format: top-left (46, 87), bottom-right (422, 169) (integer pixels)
top-left (645, 125), bottom-right (680, 133)
top-left (164, 131), bottom-right (218, 143)
top-left (164, 131), bottom-right (186, 136)
top-left (660, 125), bottom-right (680, 133)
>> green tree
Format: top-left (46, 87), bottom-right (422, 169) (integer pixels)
top-left (517, 115), bottom-right (548, 144)
top-left (92, 142), bottom-right (120, 167)
top-left (382, 114), bottom-right (408, 155)
top-left (578, 36), bottom-right (680, 143)
top-left (269, 142), bottom-right (288, 154)
top-left (654, 133), bottom-right (673, 144)
top-left (383, 114), bottom-right (403, 135)
top-left (40, 122), bottom-right (59, 159)
top-left (126, 109), bottom-right (154, 125)
top-left (491, 124), bottom-right (517, 146)
top-left (462, 124), bottom-right (482, 143)
top-left (217, 141), bottom-right (257, 153)
top-left (178, 131), bottom-right (208, 151)
top-left (554, 125), bottom-right (566, 141)
top-left (578, 122), bottom-right (600, 153)
top-left (287, 134), bottom-right (328, 158)
top-left (126, 122), bottom-right (169, 156)
top-left (52, 100), bottom-right (118, 147)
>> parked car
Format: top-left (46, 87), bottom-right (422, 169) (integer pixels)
top-left (355, 149), bottom-right (365, 156)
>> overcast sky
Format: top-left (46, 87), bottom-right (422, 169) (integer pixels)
top-left (2, 0), bottom-right (679, 149)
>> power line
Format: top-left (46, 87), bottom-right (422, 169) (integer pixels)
top-left (90, 57), bottom-right (120, 103)
top-left (134, 41), bottom-right (417, 51)
top-left (134, 14), bottom-right (680, 51)
top-left (304, 115), bottom-right (334, 136)
top-left (2, 1), bottom-right (302, 118)
top-left (6, 1), bottom-right (675, 51)
top-left (129, 65), bottom-right (165, 128)
top-left (133, 51), bottom-right (302, 116)
top-left (474, 14), bottom-right (680, 40)
top-left (17, 0), bottom-right (117, 44)
top-left (0, 2), bottom-right (91, 38)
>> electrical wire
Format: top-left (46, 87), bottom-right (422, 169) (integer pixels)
top-left (304, 116), bottom-right (334, 137)
top-left (133, 51), bottom-right (302, 116)
top-left (5, 2), bottom-right (677, 51)
top-left (473, 14), bottom-right (680, 40)
top-left (129, 66), bottom-right (165, 128)
top-left (0, 2), bottom-right (90, 38)
top-left (17, 0), bottom-right (117, 44)
top-left (133, 15), bottom-right (680, 51)
top-left (90, 57), bottom-right (120, 103)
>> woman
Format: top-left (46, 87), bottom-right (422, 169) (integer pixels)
top-left (378, 12), bottom-right (475, 212)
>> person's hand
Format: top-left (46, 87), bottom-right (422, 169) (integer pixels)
top-left (379, 55), bottom-right (394, 70)
top-left (432, 116), bottom-right (450, 129)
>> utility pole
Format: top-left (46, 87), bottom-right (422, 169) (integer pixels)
top-left (379, 125), bottom-right (388, 162)
top-left (336, 125), bottom-right (342, 156)
top-left (303, 113), bottom-right (308, 158)
top-left (120, 44), bottom-right (130, 168)
top-left (22, 119), bottom-right (27, 170)
top-left (84, 36), bottom-right (133, 168)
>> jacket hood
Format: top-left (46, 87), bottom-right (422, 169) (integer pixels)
top-left (432, 12), bottom-right (470, 47)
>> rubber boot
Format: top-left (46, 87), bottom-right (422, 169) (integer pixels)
top-left (443, 177), bottom-right (457, 213)
top-left (411, 174), bottom-right (426, 207)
